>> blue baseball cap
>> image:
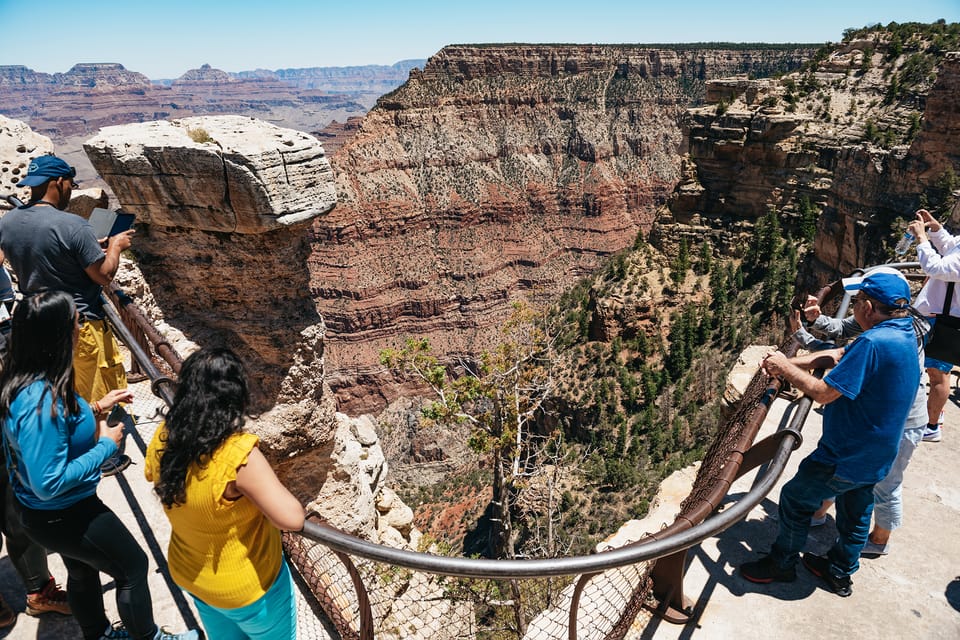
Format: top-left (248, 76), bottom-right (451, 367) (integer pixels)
top-left (842, 270), bottom-right (911, 309)
top-left (16, 155), bottom-right (78, 188)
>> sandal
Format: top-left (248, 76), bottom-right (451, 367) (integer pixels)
top-left (0, 594), bottom-right (16, 628)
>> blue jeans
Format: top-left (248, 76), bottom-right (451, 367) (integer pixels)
top-left (769, 457), bottom-right (875, 577)
top-left (192, 558), bottom-right (296, 640)
top-left (873, 425), bottom-right (923, 530)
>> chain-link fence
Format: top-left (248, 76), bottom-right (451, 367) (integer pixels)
top-left (109, 274), bottom-right (839, 639)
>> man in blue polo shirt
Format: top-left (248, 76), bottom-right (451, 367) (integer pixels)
top-left (740, 271), bottom-right (920, 597)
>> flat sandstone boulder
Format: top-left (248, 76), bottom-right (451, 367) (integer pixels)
top-left (83, 115), bottom-right (336, 233)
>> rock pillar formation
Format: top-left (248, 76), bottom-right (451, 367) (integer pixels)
top-left (84, 116), bottom-right (338, 449)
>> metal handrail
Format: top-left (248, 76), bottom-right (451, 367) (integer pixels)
top-left (103, 261), bottom-right (920, 637)
top-left (295, 401), bottom-right (806, 578)
top-left (101, 293), bottom-right (178, 406)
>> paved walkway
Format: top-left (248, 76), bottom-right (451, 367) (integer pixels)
top-left (637, 376), bottom-right (960, 640)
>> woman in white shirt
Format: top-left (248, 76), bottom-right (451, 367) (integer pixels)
top-left (907, 208), bottom-right (960, 443)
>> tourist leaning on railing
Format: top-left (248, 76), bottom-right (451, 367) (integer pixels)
top-left (145, 347), bottom-right (306, 640)
top-left (0, 291), bottom-right (200, 640)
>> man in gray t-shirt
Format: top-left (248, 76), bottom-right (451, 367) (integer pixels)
top-left (0, 203), bottom-right (107, 318)
top-left (0, 155), bottom-right (134, 476)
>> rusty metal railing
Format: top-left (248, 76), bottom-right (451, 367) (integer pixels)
top-left (105, 265), bottom-right (919, 639)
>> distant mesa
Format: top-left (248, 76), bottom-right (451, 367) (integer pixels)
top-left (173, 63), bottom-right (234, 85)
top-left (0, 59), bottom-right (419, 170)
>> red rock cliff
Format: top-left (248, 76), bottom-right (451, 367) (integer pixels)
top-left (312, 44), bottom-right (814, 412)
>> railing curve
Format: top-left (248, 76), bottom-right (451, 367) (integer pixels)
top-left (105, 262), bottom-right (920, 639)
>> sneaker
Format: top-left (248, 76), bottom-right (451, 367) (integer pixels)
top-left (922, 426), bottom-right (942, 443)
top-left (740, 555), bottom-right (797, 584)
top-left (154, 627), bottom-right (202, 640)
top-left (26, 576), bottom-right (71, 616)
top-left (861, 540), bottom-right (890, 556)
top-left (801, 553), bottom-right (852, 597)
top-left (101, 454), bottom-right (132, 477)
top-left (810, 514), bottom-right (827, 527)
top-left (100, 622), bottom-right (132, 639)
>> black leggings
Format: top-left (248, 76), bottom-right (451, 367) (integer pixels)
top-left (0, 474), bottom-right (49, 592)
top-left (16, 495), bottom-right (159, 640)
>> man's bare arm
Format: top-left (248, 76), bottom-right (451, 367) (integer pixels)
top-left (84, 230), bottom-right (133, 286)
top-left (788, 347), bottom-right (844, 371)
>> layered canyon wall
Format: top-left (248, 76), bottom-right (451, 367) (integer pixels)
top-left (314, 44), bottom-right (815, 412)
top-left (663, 38), bottom-right (960, 286)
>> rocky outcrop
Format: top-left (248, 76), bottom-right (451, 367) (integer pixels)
top-left (313, 116), bottom-right (363, 154)
top-left (84, 116), bottom-right (337, 430)
top-left (314, 44), bottom-right (814, 412)
top-left (664, 32), bottom-right (960, 286)
top-left (0, 115), bottom-right (54, 201)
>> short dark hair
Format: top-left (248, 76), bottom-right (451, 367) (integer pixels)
top-left (866, 293), bottom-right (909, 318)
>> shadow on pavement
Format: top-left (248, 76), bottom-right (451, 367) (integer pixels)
top-left (946, 576), bottom-right (960, 613)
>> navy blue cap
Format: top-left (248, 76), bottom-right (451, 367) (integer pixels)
top-left (16, 156), bottom-right (77, 188)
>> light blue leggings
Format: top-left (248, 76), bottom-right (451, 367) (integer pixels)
top-left (192, 559), bottom-right (296, 640)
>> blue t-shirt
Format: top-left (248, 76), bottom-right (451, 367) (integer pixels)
top-left (817, 317), bottom-right (920, 484)
top-left (2, 380), bottom-right (117, 510)
top-left (0, 205), bottom-right (106, 319)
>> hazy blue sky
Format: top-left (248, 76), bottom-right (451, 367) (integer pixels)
top-left (1, 0), bottom-right (956, 79)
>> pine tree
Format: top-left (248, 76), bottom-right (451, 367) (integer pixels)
top-left (696, 240), bottom-right (713, 275)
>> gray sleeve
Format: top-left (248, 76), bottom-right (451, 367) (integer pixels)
top-left (792, 327), bottom-right (835, 351)
top-left (70, 222), bottom-right (106, 270)
top-left (811, 314), bottom-right (863, 340)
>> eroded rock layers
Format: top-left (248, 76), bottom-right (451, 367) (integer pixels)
top-left (664, 43), bottom-right (960, 286)
top-left (314, 44), bottom-right (814, 412)
top-left (84, 116), bottom-right (337, 421)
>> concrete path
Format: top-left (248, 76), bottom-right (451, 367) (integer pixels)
top-left (635, 377), bottom-right (960, 640)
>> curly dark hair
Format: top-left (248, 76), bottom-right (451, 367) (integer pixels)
top-left (154, 347), bottom-right (249, 508)
top-left (0, 291), bottom-right (79, 421)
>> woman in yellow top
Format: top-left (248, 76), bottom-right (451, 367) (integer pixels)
top-left (145, 348), bottom-right (305, 639)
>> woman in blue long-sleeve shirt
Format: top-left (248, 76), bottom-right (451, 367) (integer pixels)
top-left (0, 291), bottom-right (199, 640)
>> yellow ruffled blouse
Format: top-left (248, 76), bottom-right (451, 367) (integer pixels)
top-left (145, 427), bottom-right (282, 608)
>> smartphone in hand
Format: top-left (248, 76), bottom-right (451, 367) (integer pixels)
top-left (106, 405), bottom-right (125, 427)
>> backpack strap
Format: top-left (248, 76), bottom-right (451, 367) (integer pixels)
top-left (942, 281), bottom-right (956, 316)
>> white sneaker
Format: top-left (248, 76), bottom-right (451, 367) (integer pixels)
top-left (922, 425), bottom-right (942, 442)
